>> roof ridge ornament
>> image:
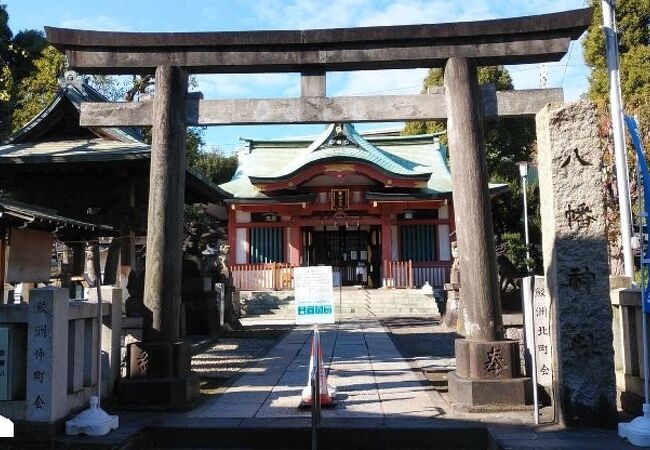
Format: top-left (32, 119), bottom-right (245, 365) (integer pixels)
top-left (328, 123), bottom-right (351, 147)
top-left (59, 70), bottom-right (81, 89)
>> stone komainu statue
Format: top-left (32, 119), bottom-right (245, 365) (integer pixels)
top-left (442, 241), bottom-right (460, 330)
top-left (495, 243), bottom-right (521, 294)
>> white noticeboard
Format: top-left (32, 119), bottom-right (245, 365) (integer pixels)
top-left (294, 266), bottom-right (335, 325)
top-left (522, 276), bottom-right (554, 399)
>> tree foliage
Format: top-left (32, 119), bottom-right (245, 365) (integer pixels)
top-left (11, 45), bottom-right (65, 130)
top-left (583, 0), bottom-right (650, 140)
top-left (582, 0), bottom-right (650, 273)
top-left (403, 65), bottom-right (538, 270)
top-left (185, 128), bottom-right (238, 185)
top-left (0, 4), bottom-right (48, 139)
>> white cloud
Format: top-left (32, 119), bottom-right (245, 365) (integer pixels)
top-left (238, 0), bottom-right (588, 30)
top-left (233, 0), bottom-right (590, 100)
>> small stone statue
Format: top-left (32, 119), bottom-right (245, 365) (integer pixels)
top-left (124, 269), bottom-right (147, 317)
top-left (442, 241), bottom-right (461, 331)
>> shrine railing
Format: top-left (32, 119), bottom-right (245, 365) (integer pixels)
top-left (383, 260), bottom-right (451, 289)
top-left (383, 260), bottom-right (412, 288)
top-left (231, 263), bottom-right (295, 291)
top-left (0, 286), bottom-right (121, 423)
top-left (413, 261), bottom-right (451, 288)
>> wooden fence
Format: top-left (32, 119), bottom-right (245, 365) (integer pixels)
top-left (231, 263), bottom-right (295, 291)
top-left (383, 260), bottom-right (451, 289)
top-left (232, 261), bottom-right (451, 291)
top-left (412, 262), bottom-right (451, 288)
top-left (383, 260), bottom-right (413, 288)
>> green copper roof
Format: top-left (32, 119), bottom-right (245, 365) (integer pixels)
top-left (219, 124), bottom-right (453, 200)
top-left (218, 123), bottom-right (507, 200)
top-left (250, 123), bottom-right (431, 181)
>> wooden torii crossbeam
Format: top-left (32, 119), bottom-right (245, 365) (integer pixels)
top-left (45, 8), bottom-right (592, 410)
top-left (79, 86), bottom-right (563, 127)
top-left (46, 8), bottom-right (589, 73)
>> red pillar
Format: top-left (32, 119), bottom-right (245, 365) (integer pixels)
top-left (228, 207), bottom-right (236, 265)
top-left (381, 221), bottom-right (392, 264)
top-left (288, 225), bottom-right (301, 265)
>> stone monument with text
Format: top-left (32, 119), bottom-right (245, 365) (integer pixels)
top-left (537, 101), bottom-right (616, 427)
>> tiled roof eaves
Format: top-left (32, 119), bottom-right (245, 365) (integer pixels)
top-left (0, 199), bottom-right (113, 231)
top-left (0, 149), bottom-right (151, 165)
top-left (224, 194), bottom-right (315, 204)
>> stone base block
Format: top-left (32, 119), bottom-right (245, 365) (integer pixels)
top-left (455, 338), bottom-right (520, 379)
top-left (127, 341), bottom-right (191, 379)
top-left (448, 370), bottom-right (532, 408)
top-left (118, 374), bottom-right (200, 410)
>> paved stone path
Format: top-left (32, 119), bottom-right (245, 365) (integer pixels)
top-left (186, 320), bottom-right (526, 422)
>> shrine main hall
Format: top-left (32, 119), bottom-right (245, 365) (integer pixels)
top-left (221, 122), bottom-right (505, 290)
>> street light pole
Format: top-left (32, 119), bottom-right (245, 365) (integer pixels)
top-left (517, 160), bottom-right (538, 424)
top-left (602, 0), bottom-right (634, 278)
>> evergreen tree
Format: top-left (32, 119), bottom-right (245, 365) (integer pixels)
top-left (0, 4), bottom-right (48, 139)
top-left (582, 0), bottom-right (650, 274)
top-left (11, 45), bottom-right (65, 130)
top-left (403, 65), bottom-right (538, 271)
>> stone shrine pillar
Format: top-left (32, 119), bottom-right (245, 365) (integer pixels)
top-left (120, 65), bottom-right (199, 408)
top-left (536, 101), bottom-right (616, 426)
top-left (444, 57), bottom-right (530, 407)
top-left (26, 288), bottom-right (69, 422)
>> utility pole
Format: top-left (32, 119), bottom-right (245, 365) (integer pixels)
top-left (602, 0), bottom-right (634, 278)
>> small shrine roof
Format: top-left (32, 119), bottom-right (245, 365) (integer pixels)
top-left (4, 71), bottom-right (143, 145)
top-left (0, 198), bottom-right (113, 232)
top-left (0, 72), bottom-right (227, 203)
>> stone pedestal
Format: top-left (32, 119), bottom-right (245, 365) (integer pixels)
top-left (448, 339), bottom-right (531, 408)
top-left (119, 341), bottom-right (198, 409)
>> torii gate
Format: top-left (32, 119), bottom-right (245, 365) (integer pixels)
top-left (46, 7), bottom-right (592, 409)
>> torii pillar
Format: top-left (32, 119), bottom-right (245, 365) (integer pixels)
top-left (120, 65), bottom-right (199, 408)
top-left (444, 57), bottom-right (530, 408)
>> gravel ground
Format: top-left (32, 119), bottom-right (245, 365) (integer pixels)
top-left (381, 316), bottom-right (458, 371)
top-left (191, 327), bottom-right (289, 391)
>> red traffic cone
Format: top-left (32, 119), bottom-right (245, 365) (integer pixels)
top-left (299, 330), bottom-right (337, 408)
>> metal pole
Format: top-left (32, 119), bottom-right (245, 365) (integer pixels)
top-left (311, 325), bottom-right (320, 450)
top-left (95, 279), bottom-right (103, 409)
top-left (602, 0), bottom-right (634, 278)
top-left (519, 170), bottom-right (539, 424)
top-left (522, 174), bottom-right (531, 273)
top-left (528, 279), bottom-right (540, 425)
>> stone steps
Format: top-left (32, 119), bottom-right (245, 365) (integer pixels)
top-left (240, 289), bottom-right (440, 319)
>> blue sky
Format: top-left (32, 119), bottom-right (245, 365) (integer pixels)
top-left (5, 0), bottom-right (591, 154)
